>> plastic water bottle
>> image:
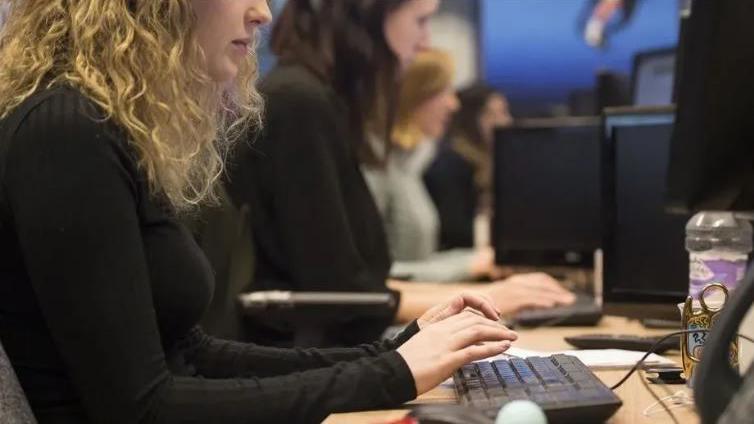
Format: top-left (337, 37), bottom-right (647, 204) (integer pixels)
top-left (686, 212), bottom-right (752, 299)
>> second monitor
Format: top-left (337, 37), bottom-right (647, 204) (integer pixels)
top-left (602, 106), bottom-right (689, 321)
top-left (493, 117), bottom-right (602, 267)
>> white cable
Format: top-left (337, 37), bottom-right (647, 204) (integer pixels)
top-left (642, 391), bottom-right (694, 417)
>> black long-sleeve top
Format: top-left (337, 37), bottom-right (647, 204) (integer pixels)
top-left (225, 63), bottom-right (397, 346)
top-left (0, 86), bottom-right (417, 423)
top-left (424, 143), bottom-right (478, 250)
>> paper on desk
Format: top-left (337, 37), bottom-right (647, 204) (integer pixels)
top-left (477, 346), bottom-right (676, 370)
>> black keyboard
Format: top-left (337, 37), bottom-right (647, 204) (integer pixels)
top-left (453, 354), bottom-right (622, 423)
top-left (512, 294), bottom-right (602, 327)
top-left (565, 334), bottom-right (680, 353)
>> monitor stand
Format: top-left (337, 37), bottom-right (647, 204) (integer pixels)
top-left (641, 318), bottom-right (682, 329)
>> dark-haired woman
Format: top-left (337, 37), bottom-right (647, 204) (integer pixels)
top-left (425, 84), bottom-right (513, 251)
top-left (227, 0), bottom-right (574, 348)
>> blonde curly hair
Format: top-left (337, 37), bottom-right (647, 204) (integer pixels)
top-left (0, 0), bottom-right (264, 212)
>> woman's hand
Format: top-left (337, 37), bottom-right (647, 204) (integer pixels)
top-left (469, 247), bottom-right (515, 280)
top-left (417, 292), bottom-right (500, 329)
top-left (469, 246), bottom-right (495, 278)
top-left (397, 311), bottom-right (518, 395)
top-left (484, 273), bottom-right (576, 315)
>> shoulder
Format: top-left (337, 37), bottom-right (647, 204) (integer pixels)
top-left (8, 86), bottom-right (130, 151)
top-left (254, 64), bottom-right (346, 155)
top-left (260, 64), bottom-right (338, 115)
top-left (424, 146), bottom-right (473, 186)
top-left (10, 86), bottom-right (113, 129)
top-left (430, 143), bottom-right (467, 168)
top-left (2, 86), bottom-right (139, 186)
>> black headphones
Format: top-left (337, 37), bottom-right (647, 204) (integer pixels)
top-left (695, 265), bottom-right (754, 423)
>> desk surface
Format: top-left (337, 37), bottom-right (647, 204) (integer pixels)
top-left (324, 316), bottom-right (698, 424)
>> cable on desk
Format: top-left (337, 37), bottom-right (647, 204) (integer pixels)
top-left (639, 367), bottom-right (679, 424)
top-left (642, 389), bottom-right (693, 420)
top-left (611, 330), bottom-right (754, 424)
top-left (610, 330), bottom-right (754, 390)
top-left (642, 390), bottom-right (692, 417)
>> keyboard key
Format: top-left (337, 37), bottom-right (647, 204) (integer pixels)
top-left (492, 360), bottom-right (524, 388)
top-left (529, 357), bottom-right (568, 385)
top-left (511, 358), bottom-right (541, 385)
top-left (476, 362), bottom-right (506, 398)
top-left (477, 362), bottom-right (501, 385)
top-left (552, 354), bottom-right (575, 366)
top-left (568, 371), bottom-right (594, 382)
top-left (466, 379), bottom-right (483, 390)
top-left (460, 364), bottom-right (477, 380)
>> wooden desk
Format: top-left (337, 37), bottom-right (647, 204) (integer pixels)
top-left (324, 316), bottom-right (698, 424)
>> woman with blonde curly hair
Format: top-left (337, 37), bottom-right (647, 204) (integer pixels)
top-left (0, 1), bottom-right (518, 422)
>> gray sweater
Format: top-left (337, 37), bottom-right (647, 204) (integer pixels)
top-left (363, 139), bottom-right (476, 282)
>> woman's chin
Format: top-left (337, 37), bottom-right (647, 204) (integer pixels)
top-left (208, 62), bottom-right (240, 84)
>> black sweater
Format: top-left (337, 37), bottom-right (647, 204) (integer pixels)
top-left (424, 143), bottom-right (478, 250)
top-left (0, 86), bottom-right (417, 423)
top-left (226, 63), bottom-right (397, 346)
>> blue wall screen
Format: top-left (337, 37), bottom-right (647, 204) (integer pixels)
top-left (481, 0), bottom-right (680, 115)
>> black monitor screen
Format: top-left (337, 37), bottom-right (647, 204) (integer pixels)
top-left (603, 110), bottom-right (689, 311)
top-left (632, 48), bottom-right (676, 106)
top-left (666, 0), bottom-right (754, 212)
top-left (493, 120), bottom-right (601, 266)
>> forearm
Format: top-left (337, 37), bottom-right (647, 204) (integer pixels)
top-left (185, 325), bottom-right (420, 379)
top-left (151, 351), bottom-right (416, 424)
top-left (390, 250), bottom-right (476, 283)
top-left (389, 280), bottom-right (481, 323)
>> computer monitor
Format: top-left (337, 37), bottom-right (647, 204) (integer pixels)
top-left (492, 118), bottom-right (602, 267)
top-left (662, 1), bottom-right (754, 421)
top-left (567, 89), bottom-right (596, 117)
top-left (666, 0), bottom-right (754, 213)
top-left (596, 71), bottom-right (631, 113)
top-left (631, 47), bottom-right (676, 106)
top-left (601, 106), bottom-right (689, 320)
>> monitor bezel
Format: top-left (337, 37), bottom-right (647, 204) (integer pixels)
top-left (492, 117), bottom-right (602, 266)
top-left (601, 105), bottom-right (688, 318)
